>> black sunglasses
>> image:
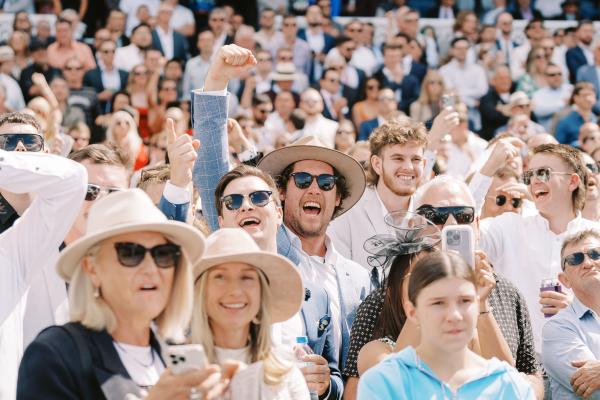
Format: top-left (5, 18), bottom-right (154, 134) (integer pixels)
top-left (114, 242), bottom-right (181, 268)
top-left (562, 247), bottom-right (600, 268)
top-left (586, 163), bottom-right (600, 174)
top-left (86, 184), bottom-right (122, 201)
top-left (522, 167), bottom-right (572, 185)
top-left (0, 133), bottom-right (44, 151)
top-left (416, 204), bottom-right (475, 226)
top-left (290, 172), bottom-right (338, 191)
top-left (495, 194), bottom-right (522, 209)
top-left (221, 190), bottom-right (272, 211)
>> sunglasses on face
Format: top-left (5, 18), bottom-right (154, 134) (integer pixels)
top-left (522, 167), bottom-right (572, 185)
top-left (562, 247), bottom-right (600, 268)
top-left (494, 194), bottom-right (522, 208)
top-left (221, 190), bottom-right (272, 211)
top-left (583, 135), bottom-right (599, 144)
top-left (416, 204), bottom-right (475, 226)
top-left (114, 242), bottom-right (181, 268)
top-left (0, 133), bottom-right (44, 151)
top-left (86, 184), bottom-right (122, 201)
top-left (289, 172), bottom-right (338, 191)
top-left (587, 163), bottom-right (600, 174)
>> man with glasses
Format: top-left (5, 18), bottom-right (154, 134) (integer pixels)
top-left (319, 67), bottom-right (346, 121)
top-left (83, 40), bottom-right (129, 113)
top-left (279, 14), bottom-right (311, 77)
top-left (532, 63), bottom-right (573, 130)
top-left (328, 35), bottom-right (365, 109)
top-left (62, 57), bottom-right (101, 129)
top-left (481, 167), bottom-right (528, 219)
top-left (0, 112), bottom-right (87, 400)
top-left (114, 23), bottom-right (154, 72)
top-left (543, 229), bottom-right (600, 400)
top-left (342, 20), bottom-right (378, 77)
top-left (298, 5), bottom-right (336, 84)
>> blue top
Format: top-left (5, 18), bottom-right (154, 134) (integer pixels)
top-left (542, 297), bottom-right (600, 400)
top-left (555, 110), bottom-right (597, 147)
top-left (358, 346), bottom-right (535, 400)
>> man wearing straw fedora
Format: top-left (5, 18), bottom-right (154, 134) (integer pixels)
top-left (0, 113), bottom-right (88, 400)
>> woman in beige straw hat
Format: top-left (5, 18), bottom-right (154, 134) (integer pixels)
top-left (18, 189), bottom-right (228, 400)
top-left (191, 227), bottom-right (310, 399)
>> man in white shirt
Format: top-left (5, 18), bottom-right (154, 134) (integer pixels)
top-left (254, 7), bottom-right (284, 55)
top-left (163, 0), bottom-right (195, 37)
top-left (439, 37), bottom-right (489, 110)
top-left (114, 23), bottom-right (153, 72)
top-left (0, 46), bottom-right (26, 111)
top-left (151, 3), bottom-right (188, 62)
top-left (510, 19), bottom-right (546, 81)
top-left (495, 12), bottom-right (517, 65)
top-left (532, 63), bottom-right (573, 130)
top-left (476, 143), bottom-right (597, 354)
top-left (445, 103), bottom-right (488, 179)
top-left (279, 14), bottom-right (312, 77)
top-left (0, 113), bottom-right (87, 400)
top-left (297, 88), bottom-right (338, 148)
top-left (182, 30), bottom-right (215, 101)
top-left (209, 8), bottom-right (233, 56)
top-left (343, 20), bottom-right (379, 77)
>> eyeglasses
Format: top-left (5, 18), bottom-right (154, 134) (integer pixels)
top-left (161, 86), bottom-right (177, 91)
top-left (416, 204), bottom-right (475, 225)
top-left (0, 133), bottom-right (44, 151)
top-left (562, 247), bottom-right (600, 268)
top-left (490, 194), bottom-right (522, 209)
top-left (289, 172), bottom-right (338, 191)
top-left (546, 72), bottom-right (562, 77)
top-left (65, 66), bottom-right (83, 71)
top-left (86, 184), bottom-right (122, 201)
top-left (522, 167), bottom-right (572, 185)
top-left (221, 190), bottom-right (272, 211)
top-left (256, 108), bottom-right (272, 114)
top-left (114, 242), bottom-right (181, 268)
top-left (133, 70), bottom-right (148, 76)
top-left (587, 163), bottom-right (600, 174)
top-left (278, 56), bottom-right (293, 61)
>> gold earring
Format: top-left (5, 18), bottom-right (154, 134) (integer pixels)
top-left (94, 287), bottom-right (100, 298)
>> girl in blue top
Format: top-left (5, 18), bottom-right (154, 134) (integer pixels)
top-left (358, 251), bottom-right (535, 400)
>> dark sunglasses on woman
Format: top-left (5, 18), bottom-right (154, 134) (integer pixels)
top-left (562, 248), bottom-right (600, 268)
top-left (416, 204), bottom-right (475, 226)
top-left (221, 190), bottom-right (272, 211)
top-left (289, 172), bottom-right (338, 191)
top-left (0, 133), bottom-right (44, 152)
top-left (114, 242), bottom-right (181, 268)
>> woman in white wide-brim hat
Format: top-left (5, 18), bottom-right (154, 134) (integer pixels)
top-left (18, 189), bottom-right (227, 400)
top-left (190, 228), bottom-right (310, 400)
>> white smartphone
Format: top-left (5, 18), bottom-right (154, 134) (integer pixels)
top-left (166, 344), bottom-right (208, 375)
top-left (441, 94), bottom-right (455, 108)
top-left (441, 225), bottom-right (475, 269)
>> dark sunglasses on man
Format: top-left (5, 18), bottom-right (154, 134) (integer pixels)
top-left (221, 190), bottom-right (272, 211)
top-left (86, 184), bottom-right (122, 201)
top-left (289, 172), bottom-right (338, 191)
top-left (0, 133), bottom-right (44, 152)
top-left (114, 242), bottom-right (181, 268)
top-left (562, 247), bottom-right (600, 269)
top-left (416, 204), bottom-right (475, 226)
top-left (488, 194), bottom-right (522, 209)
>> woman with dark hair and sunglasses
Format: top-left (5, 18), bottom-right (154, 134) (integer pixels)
top-left (358, 252), bottom-right (535, 399)
top-left (17, 190), bottom-right (229, 400)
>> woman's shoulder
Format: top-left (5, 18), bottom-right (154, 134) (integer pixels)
top-left (33, 323), bottom-right (89, 348)
top-left (357, 338), bottom-right (395, 376)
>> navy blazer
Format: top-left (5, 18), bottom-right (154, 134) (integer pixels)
top-left (82, 68), bottom-right (128, 93)
top-left (191, 92), bottom-right (343, 399)
top-left (151, 29), bottom-right (189, 62)
top-left (18, 323), bottom-right (163, 399)
top-left (576, 64), bottom-right (600, 114)
top-left (358, 117), bottom-right (380, 141)
top-left (373, 68), bottom-right (420, 114)
top-left (409, 61), bottom-right (427, 85)
top-left (297, 29), bottom-right (335, 55)
top-left (566, 46), bottom-right (589, 84)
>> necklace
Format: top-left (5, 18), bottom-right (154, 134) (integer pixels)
top-left (113, 341), bottom-right (156, 369)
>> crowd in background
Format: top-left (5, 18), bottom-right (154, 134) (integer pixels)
top-left (2, 0), bottom-right (600, 399)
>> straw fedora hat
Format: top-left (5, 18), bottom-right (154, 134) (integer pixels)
top-left (193, 228), bottom-right (304, 323)
top-left (57, 189), bottom-right (205, 281)
top-left (257, 135), bottom-right (366, 216)
top-left (269, 62), bottom-right (299, 81)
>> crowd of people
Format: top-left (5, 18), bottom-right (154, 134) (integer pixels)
top-left (2, 0), bottom-right (600, 399)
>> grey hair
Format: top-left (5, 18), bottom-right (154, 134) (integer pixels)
top-left (414, 175), bottom-right (476, 211)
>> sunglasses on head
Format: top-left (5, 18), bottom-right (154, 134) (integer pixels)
top-left (562, 247), bottom-right (600, 268)
top-left (114, 242), bottom-right (181, 268)
top-left (416, 204), bottom-right (475, 226)
top-left (221, 190), bottom-right (272, 211)
top-left (0, 133), bottom-right (44, 151)
top-left (289, 172), bottom-right (338, 191)
top-left (586, 162), bottom-right (600, 174)
top-left (86, 184), bottom-right (122, 201)
top-left (522, 167), bottom-right (572, 185)
top-left (493, 194), bottom-right (522, 208)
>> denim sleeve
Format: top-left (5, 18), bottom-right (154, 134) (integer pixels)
top-left (157, 196), bottom-right (189, 222)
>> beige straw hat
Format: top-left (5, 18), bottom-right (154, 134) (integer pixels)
top-left (57, 189), bottom-right (205, 281)
top-left (193, 228), bottom-right (304, 323)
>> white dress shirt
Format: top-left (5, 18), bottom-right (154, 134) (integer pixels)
top-left (170, 4), bottom-right (195, 32)
top-left (155, 26), bottom-right (175, 60)
top-left (114, 44), bottom-right (145, 72)
top-left (439, 59), bottom-right (489, 108)
top-left (100, 66), bottom-right (121, 92)
top-left (0, 73), bottom-right (25, 111)
top-left (182, 56), bottom-right (212, 101)
top-left (446, 132), bottom-right (488, 179)
top-left (532, 84), bottom-right (573, 129)
top-left (305, 29), bottom-right (326, 54)
top-left (297, 115), bottom-right (338, 148)
top-left (0, 150), bottom-right (87, 400)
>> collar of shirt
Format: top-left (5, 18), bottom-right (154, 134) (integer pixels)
top-left (284, 225), bottom-right (338, 266)
top-left (572, 296), bottom-right (598, 320)
top-left (533, 211), bottom-right (584, 235)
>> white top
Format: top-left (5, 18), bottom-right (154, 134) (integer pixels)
top-left (120, 0), bottom-right (160, 35)
top-left (446, 132), bottom-right (488, 179)
top-left (297, 115), bottom-right (338, 149)
top-left (113, 342), bottom-right (164, 393)
top-left (100, 66), bottom-right (122, 92)
top-left (0, 150), bottom-right (87, 400)
top-left (182, 56), bottom-right (212, 101)
top-left (255, 30), bottom-right (285, 55)
top-left (438, 59), bottom-right (488, 108)
top-left (532, 84), bottom-right (573, 126)
top-left (510, 41), bottom-right (531, 81)
top-left (170, 5), bottom-right (195, 32)
top-left (305, 29), bottom-right (325, 54)
top-left (0, 73), bottom-right (25, 111)
top-left (155, 26), bottom-right (175, 60)
top-left (478, 186), bottom-right (600, 353)
top-left (272, 313), bottom-right (304, 350)
top-left (350, 46), bottom-right (380, 77)
top-left (114, 44), bottom-right (145, 72)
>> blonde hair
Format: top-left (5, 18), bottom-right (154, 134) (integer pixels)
top-left (415, 70), bottom-right (446, 105)
top-left (69, 235), bottom-right (194, 342)
top-left (190, 267), bottom-right (291, 385)
top-left (105, 111), bottom-right (142, 168)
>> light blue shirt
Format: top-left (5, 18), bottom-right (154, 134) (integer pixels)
top-left (358, 347), bottom-right (535, 400)
top-left (542, 297), bottom-right (600, 400)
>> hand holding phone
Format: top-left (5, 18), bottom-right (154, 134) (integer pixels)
top-left (441, 225), bottom-right (475, 268)
top-left (166, 344), bottom-right (208, 375)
